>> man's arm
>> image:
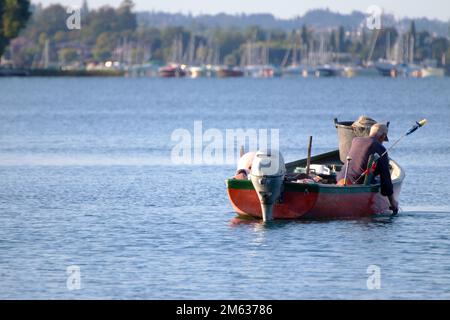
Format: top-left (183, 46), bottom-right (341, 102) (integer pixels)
top-left (376, 151), bottom-right (393, 195)
top-left (376, 152), bottom-right (397, 213)
top-left (388, 194), bottom-right (399, 214)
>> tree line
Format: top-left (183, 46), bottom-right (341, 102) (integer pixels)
top-left (0, 0), bottom-right (31, 58)
top-left (1, 0), bottom-right (450, 69)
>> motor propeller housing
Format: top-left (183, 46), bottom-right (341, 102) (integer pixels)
top-left (250, 150), bottom-right (286, 221)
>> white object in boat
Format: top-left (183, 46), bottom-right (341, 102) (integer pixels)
top-left (309, 164), bottom-right (331, 175)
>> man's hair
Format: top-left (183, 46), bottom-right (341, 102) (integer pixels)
top-left (369, 123), bottom-right (388, 140)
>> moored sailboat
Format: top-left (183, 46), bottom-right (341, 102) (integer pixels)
top-left (216, 66), bottom-right (244, 78)
top-left (158, 64), bottom-right (186, 78)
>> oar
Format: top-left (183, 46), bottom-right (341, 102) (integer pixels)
top-left (354, 119), bottom-right (428, 184)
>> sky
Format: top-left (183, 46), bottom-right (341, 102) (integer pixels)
top-left (34, 0), bottom-right (450, 21)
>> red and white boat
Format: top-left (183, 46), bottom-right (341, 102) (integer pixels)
top-left (226, 118), bottom-right (406, 220)
top-left (226, 149), bottom-right (403, 220)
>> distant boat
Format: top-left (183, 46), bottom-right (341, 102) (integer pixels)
top-left (340, 66), bottom-right (356, 78)
top-left (301, 66), bottom-right (316, 77)
top-left (352, 66), bottom-right (380, 77)
top-left (282, 64), bottom-right (314, 77)
top-left (216, 66), bottom-right (244, 78)
top-left (187, 66), bottom-right (205, 78)
top-left (283, 64), bottom-right (302, 76)
top-left (421, 67), bottom-right (445, 78)
top-left (245, 65), bottom-right (281, 78)
top-left (374, 62), bottom-right (443, 78)
top-left (158, 65), bottom-right (186, 78)
top-left (315, 65), bottom-right (339, 77)
top-left (375, 61), bottom-right (399, 77)
top-left (0, 67), bottom-right (29, 76)
top-left (244, 65), bottom-right (260, 77)
top-left (396, 63), bottom-right (422, 78)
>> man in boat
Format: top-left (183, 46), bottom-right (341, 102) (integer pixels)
top-left (337, 123), bottom-right (398, 213)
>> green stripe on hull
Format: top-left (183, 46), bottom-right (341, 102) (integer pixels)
top-left (226, 179), bottom-right (256, 190)
top-left (226, 179), bottom-right (380, 194)
top-left (317, 185), bottom-right (379, 194)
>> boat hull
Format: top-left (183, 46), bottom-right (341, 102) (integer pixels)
top-left (226, 180), bottom-right (319, 219)
top-left (158, 66), bottom-right (186, 78)
top-left (302, 183), bottom-right (401, 219)
top-left (216, 68), bottom-right (244, 78)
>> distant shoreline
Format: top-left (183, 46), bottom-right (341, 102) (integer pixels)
top-left (1, 66), bottom-right (449, 78)
top-left (0, 68), bottom-right (125, 77)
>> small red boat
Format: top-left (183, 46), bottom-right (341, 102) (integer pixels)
top-left (226, 149), bottom-right (404, 220)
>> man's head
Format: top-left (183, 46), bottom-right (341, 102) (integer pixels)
top-left (369, 123), bottom-right (389, 143)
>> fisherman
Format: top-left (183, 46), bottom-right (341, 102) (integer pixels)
top-left (337, 123), bottom-right (398, 213)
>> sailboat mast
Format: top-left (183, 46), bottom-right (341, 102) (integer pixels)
top-left (44, 39), bottom-right (49, 69)
top-left (386, 31), bottom-right (391, 61)
top-left (293, 31), bottom-right (298, 66)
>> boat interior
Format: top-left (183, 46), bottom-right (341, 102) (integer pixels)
top-left (285, 150), bottom-right (403, 186)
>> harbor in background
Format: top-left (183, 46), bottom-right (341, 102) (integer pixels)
top-left (1, 2), bottom-right (450, 79)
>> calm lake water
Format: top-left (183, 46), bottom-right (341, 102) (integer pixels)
top-left (0, 77), bottom-right (449, 299)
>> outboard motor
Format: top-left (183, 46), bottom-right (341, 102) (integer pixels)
top-left (250, 150), bottom-right (286, 221)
